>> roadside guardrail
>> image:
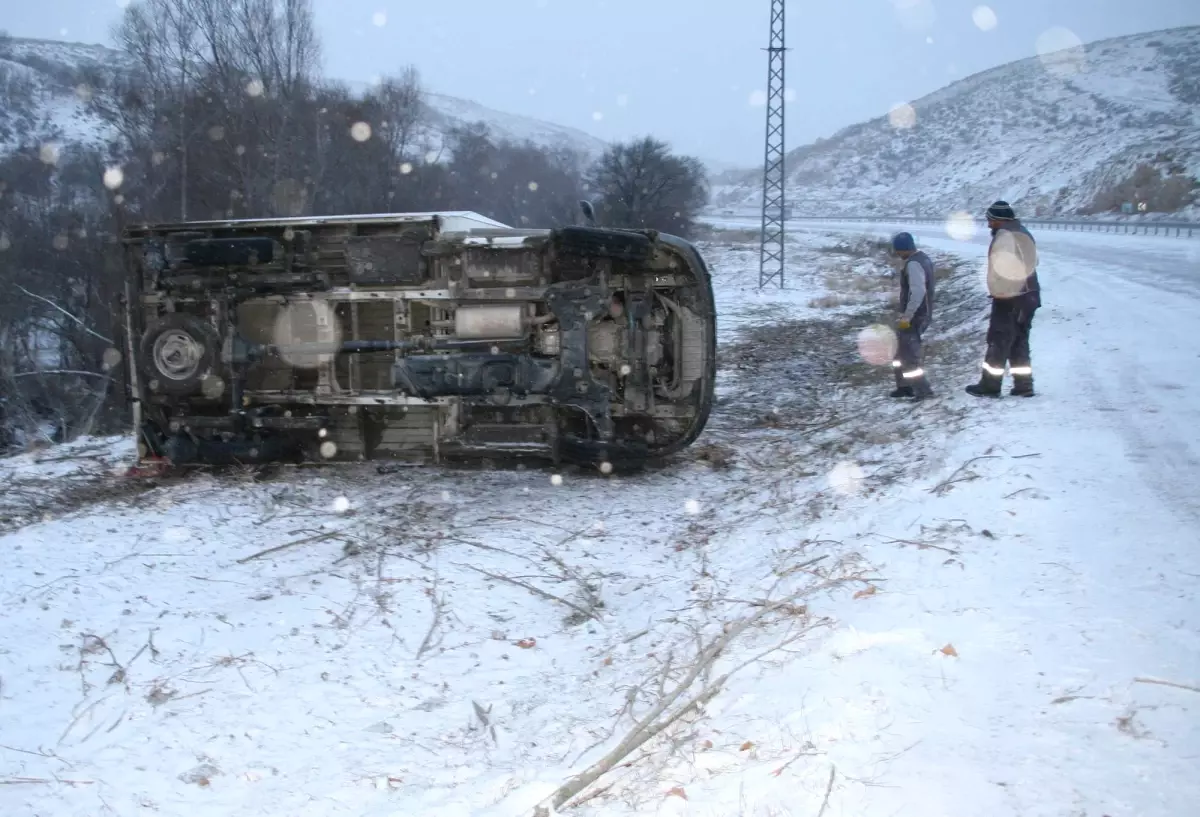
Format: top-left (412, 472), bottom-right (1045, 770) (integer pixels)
top-left (708, 212), bottom-right (1198, 238)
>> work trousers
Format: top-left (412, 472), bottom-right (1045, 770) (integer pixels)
top-left (980, 297), bottom-right (1035, 383)
top-left (892, 317), bottom-right (931, 393)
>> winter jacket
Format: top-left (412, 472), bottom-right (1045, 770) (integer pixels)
top-left (900, 250), bottom-right (936, 325)
top-left (987, 221), bottom-right (1042, 307)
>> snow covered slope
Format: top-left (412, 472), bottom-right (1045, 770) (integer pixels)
top-left (714, 26), bottom-right (1200, 219)
top-left (0, 36), bottom-right (607, 160)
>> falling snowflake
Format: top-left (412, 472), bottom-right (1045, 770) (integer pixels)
top-left (599, 462), bottom-right (614, 475)
top-left (748, 90), bottom-right (768, 107)
top-left (592, 111), bottom-right (604, 121)
top-left (972, 5), bottom-right (998, 31)
top-left (945, 211), bottom-right (976, 241)
top-left (856, 324), bottom-right (899, 366)
top-left (245, 78), bottom-right (265, 97)
top-left (103, 166), bottom-right (125, 190)
top-left (528, 181), bottom-right (539, 192)
top-left (52, 234), bottom-right (69, 251)
top-left (619, 364), bottom-right (632, 376)
top-left (783, 88), bottom-right (796, 102)
top-left (39, 142), bottom-right (61, 165)
top-left (887, 103), bottom-right (917, 130)
top-left (319, 441), bottom-right (338, 459)
top-left (399, 162), bottom-right (413, 174)
top-left (208, 125), bottom-right (225, 141)
top-left (0, 233), bottom-right (10, 252)
top-left (350, 122), bottom-right (372, 142)
top-left (1037, 27), bottom-right (1087, 78)
top-left (372, 10), bottom-right (387, 26)
top-left (200, 375), bottom-right (225, 399)
top-left (829, 461), bottom-right (866, 496)
top-left (684, 499), bottom-right (701, 515)
top-left (550, 474), bottom-right (564, 487)
top-left (331, 496), bottom-right (351, 514)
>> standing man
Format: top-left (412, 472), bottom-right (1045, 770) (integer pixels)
top-left (966, 201), bottom-right (1042, 398)
top-left (889, 231), bottom-right (935, 400)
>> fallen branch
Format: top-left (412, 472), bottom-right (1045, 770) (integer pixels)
top-left (532, 581), bottom-right (840, 816)
top-left (928, 455), bottom-right (1000, 496)
top-left (463, 565), bottom-right (600, 623)
top-left (816, 764), bottom-right (836, 817)
top-left (1134, 677), bottom-right (1200, 694)
top-left (0, 776), bottom-right (94, 786)
top-left (237, 531), bottom-right (338, 564)
top-left (872, 534), bottom-right (960, 556)
top-left (416, 576), bottom-right (445, 660)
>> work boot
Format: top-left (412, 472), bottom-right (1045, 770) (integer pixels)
top-left (965, 372), bottom-right (1002, 397)
top-left (910, 378), bottom-right (935, 401)
top-left (889, 386), bottom-right (914, 399)
top-left (1010, 377), bottom-right (1035, 397)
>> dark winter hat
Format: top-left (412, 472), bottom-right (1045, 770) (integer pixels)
top-left (891, 232), bottom-right (916, 252)
top-left (986, 200), bottom-right (1017, 220)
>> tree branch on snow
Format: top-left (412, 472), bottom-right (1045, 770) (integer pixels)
top-left (416, 574), bottom-right (445, 660)
top-left (531, 576), bottom-right (846, 816)
top-left (462, 564), bottom-right (601, 624)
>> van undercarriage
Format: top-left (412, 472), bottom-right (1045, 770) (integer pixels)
top-left (120, 211), bottom-right (716, 468)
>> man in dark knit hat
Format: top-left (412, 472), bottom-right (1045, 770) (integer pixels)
top-left (889, 231), bottom-right (935, 400)
top-left (966, 200), bottom-right (1042, 397)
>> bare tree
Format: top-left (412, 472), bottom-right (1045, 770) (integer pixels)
top-left (586, 137), bottom-right (709, 237)
top-left (368, 67), bottom-right (425, 161)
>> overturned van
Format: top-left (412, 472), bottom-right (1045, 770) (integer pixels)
top-left (120, 210), bottom-right (716, 468)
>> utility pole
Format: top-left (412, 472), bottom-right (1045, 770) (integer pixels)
top-left (758, 0), bottom-right (788, 289)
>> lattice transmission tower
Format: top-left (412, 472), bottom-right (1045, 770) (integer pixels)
top-left (758, 0), bottom-right (788, 289)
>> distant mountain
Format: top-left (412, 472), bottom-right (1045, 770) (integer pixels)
top-left (713, 26), bottom-right (1200, 219)
top-left (0, 36), bottom-right (608, 162)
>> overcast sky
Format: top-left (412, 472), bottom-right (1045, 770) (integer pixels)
top-left (7, 1), bottom-right (1199, 165)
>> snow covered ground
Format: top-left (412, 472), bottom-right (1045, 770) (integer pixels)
top-left (2, 225), bottom-right (1198, 817)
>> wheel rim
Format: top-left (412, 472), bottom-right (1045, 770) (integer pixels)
top-left (152, 329), bottom-right (204, 381)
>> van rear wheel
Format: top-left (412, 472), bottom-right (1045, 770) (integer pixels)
top-left (139, 314), bottom-right (219, 396)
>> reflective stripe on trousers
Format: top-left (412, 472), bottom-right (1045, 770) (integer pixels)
top-left (981, 362), bottom-right (1032, 377)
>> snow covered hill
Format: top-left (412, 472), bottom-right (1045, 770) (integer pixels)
top-left (0, 36), bottom-right (608, 161)
top-left (713, 25), bottom-right (1200, 219)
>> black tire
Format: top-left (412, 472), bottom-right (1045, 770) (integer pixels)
top-left (551, 227), bottom-right (654, 262)
top-left (139, 313), bottom-right (220, 396)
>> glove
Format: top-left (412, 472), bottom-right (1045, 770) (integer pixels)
top-left (896, 318), bottom-right (911, 330)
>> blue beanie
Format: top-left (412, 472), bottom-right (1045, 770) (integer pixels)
top-left (892, 232), bottom-right (916, 252)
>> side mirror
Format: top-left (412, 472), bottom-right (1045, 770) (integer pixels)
top-left (579, 200), bottom-right (596, 226)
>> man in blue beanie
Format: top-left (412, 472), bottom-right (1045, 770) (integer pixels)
top-left (889, 231), bottom-right (935, 400)
top-left (965, 201), bottom-right (1041, 397)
